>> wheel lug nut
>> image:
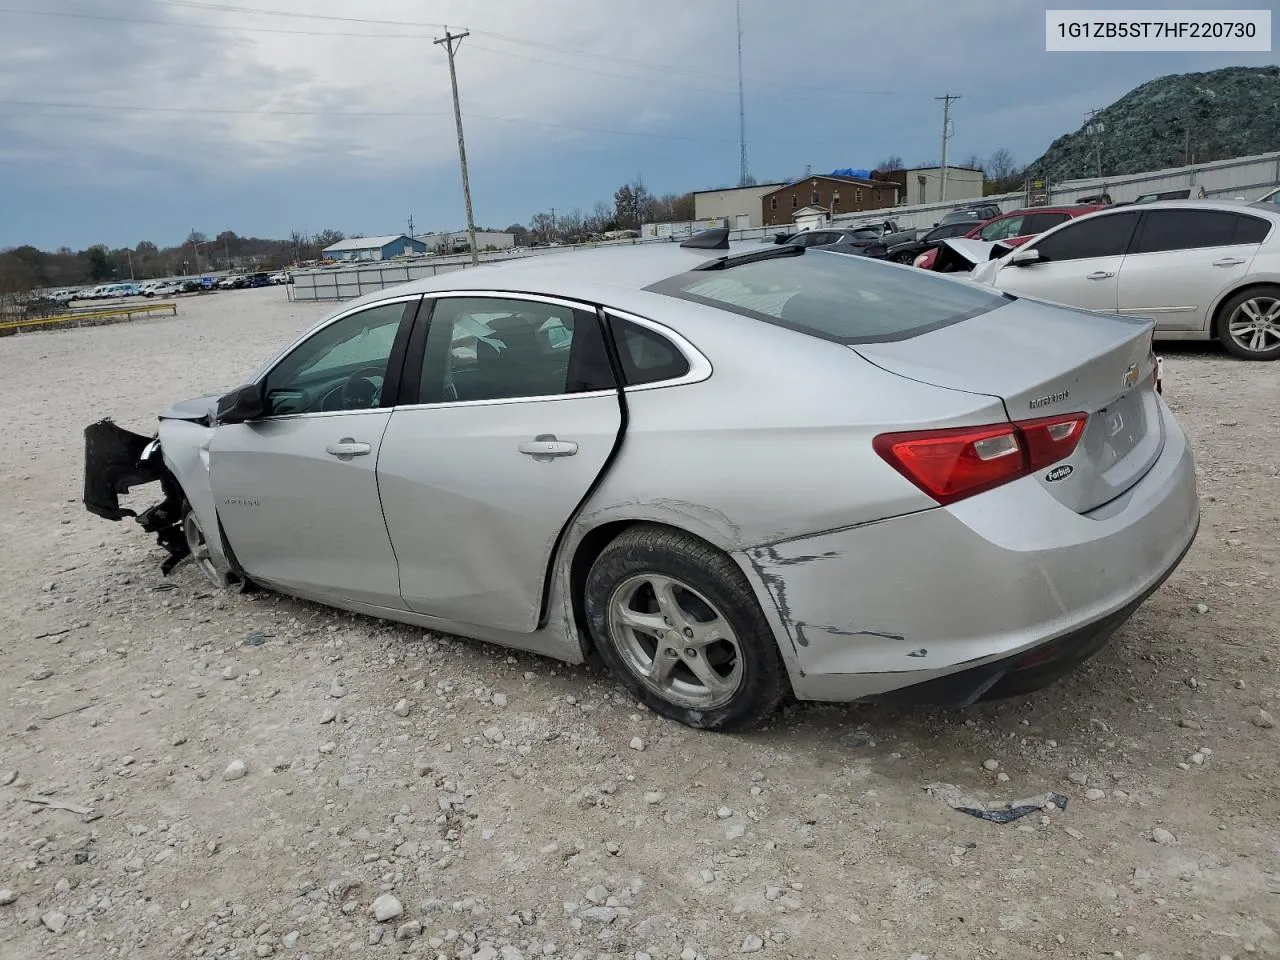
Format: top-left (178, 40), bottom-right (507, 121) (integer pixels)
top-left (683, 627), bottom-right (694, 638)
top-left (665, 647), bottom-right (678, 657)
top-left (685, 648), bottom-right (697, 658)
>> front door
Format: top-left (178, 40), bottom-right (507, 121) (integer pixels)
top-left (377, 294), bottom-right (624, 632)
top-left (1116, 208), bottom-right (1268, 332)
top-left (209, 297), bottom-right (418, 607)
top-left (990, 210), bottom-right (1140, 314)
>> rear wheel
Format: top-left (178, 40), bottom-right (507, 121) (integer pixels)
top-left (583, 525), bottom-right (788, 731)
top-left (1217, 286), bottom-right (1280, 360)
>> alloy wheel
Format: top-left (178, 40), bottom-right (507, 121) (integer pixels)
top-left (181, 509), bottom-right (224, 587)
top-left (607, 573), bottom-right (744, 710)
top-left (1227, 296), bottom-right (1280, 355)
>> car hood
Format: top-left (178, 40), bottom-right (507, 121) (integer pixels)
top-left (159, 392), bottom-right (224, 424)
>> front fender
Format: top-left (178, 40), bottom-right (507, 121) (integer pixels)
top-left (158, 419), bottom-right (234, 582)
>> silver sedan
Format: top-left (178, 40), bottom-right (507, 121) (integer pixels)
top-left (84, 231), bottom-right (1200, 731)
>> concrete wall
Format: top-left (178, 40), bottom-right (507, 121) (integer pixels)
top-left (692, 184), bottom-right (784, 228)
top-left (895, 167), bottom-right (985, 205)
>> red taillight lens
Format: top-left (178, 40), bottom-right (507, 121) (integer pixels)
top-left (874, 413), bottom-right (1088, 505)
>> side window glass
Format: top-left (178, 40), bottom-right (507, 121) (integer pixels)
top-left (1032, 212), bottom-right (1139, 261)
top-left (418, 297), bottom-right (613, 404)
top-left (1025, 212), bottom-right (1070, 233)
top-left (609, 316), bottom-right (691, 386)
top-left (1133, 210), bottom-right (1243, 253)
top-left (980, 216), bottom-right (1024, 241)
top-left (262, 301), bottom-right (408, 416)
top-left (1233, 214), bottom-right (1270, 244)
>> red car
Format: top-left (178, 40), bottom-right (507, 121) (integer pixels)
top-left (913, 205), bottom-right (1105, 270)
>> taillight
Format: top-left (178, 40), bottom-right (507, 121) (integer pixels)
top-left (874, 413), bottom-right (1088, 505)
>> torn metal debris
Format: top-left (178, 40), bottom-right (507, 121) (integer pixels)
top-left (924, 782), bottom-right (1070, 824)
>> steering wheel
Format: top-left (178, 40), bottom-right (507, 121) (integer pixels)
top-left (340, 364), bottom-right (386, 409)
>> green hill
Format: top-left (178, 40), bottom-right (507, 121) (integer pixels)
top-left (1028, 65), bottom-right (1280, 181)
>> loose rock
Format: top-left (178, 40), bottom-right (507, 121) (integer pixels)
top-left (1253, 708), bottom-right (1275, 729)
top-left (1151, 827), bottom-right (1177, 844)
top-left (0, 889), bottom-right (16, 906)
top-left (371, 893), bottom-right (403, 922)
top-left (393, 698), bottom-right (410, 717)
top-left (41, 910), bottom-right (67, 933)
top-left (223, 759), bottom-right (247, 781)
top-left (395, 919), bottom-right (422, 941)
top-left (629, 737), bottom-right (646, 751)
top-left (741, 934), bottom-right (764, 953)
top-left (329, 679), bottom-right (346, 698)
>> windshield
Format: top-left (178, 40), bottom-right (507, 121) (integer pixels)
top-left (647, 250), bottom-right (1009, 344)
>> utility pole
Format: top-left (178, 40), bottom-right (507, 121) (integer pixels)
top-left (224, 235), bottom-right (230, 269)
top-left (407, 213), bottom-right (415, 239)
top-left (126, 249), bottom-right (135, 280)
top-left (936, 92), bottom-right (960, 202)
top-left (736, 0), bottom-right (749, 186)
top-left (435, 27), bottom-right (479, 266)
top-left (1085, 109), bottom-right (1105, 181)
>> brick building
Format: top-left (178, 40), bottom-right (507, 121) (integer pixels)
top-left (760, 175), bottom-right (901, 227)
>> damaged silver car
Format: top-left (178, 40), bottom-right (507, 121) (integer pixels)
top-left (84, 230), bottom-right (1200, 731)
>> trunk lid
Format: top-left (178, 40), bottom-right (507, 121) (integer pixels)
top-left (853, 298), bottom-right (1164, 514)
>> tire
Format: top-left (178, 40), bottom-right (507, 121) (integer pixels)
top-left (178, 501), bottom-right (259, 592)
top-left (583, 524), bottom-right (789, 731)
top-left (1216, 285), bottom-right (1280, 360)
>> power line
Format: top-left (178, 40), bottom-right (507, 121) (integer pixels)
top-left (0, 5), bottom-right (434, 39)
top-left (0, 5), bottom-right (905, 98)
top-left (437, 27), bottom-right (478, 266)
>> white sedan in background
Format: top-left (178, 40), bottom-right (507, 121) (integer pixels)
top-left (970, 200), bottom-right (1280, 360)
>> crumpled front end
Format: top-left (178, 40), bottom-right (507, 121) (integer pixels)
top-left (83, 419), bottom-right (190, 574)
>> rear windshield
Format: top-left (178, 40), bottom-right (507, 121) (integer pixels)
top-left (647, 250), bottom-right (1009, 343)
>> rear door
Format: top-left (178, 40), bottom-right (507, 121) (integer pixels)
top-left (1116, 208), bottom-right (1270, 332)
top-left (985, 210), bottom-right (1141, 313)
top-left (376, 293), bottom-right (624, 632)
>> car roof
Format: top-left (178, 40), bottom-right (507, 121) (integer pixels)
top-left (1070, 197), bottom-right (1280, 220)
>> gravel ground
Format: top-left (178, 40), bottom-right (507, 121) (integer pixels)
top-left (0, 286), bottom-right (1277, 960)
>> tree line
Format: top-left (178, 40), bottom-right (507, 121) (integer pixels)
top-left (510, 177), bottom-right (696, 246)
top-left (0, 228), bottom-right (356, 297)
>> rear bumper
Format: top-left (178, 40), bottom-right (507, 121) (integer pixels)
top-left (741, 397), bottom-right (1200, 703)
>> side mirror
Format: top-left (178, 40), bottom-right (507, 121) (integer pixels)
top-left (216, 383), bottom-right (266, 425)
top-left (1009, 247), bottom-right (1043, 266)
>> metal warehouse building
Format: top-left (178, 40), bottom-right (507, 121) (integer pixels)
top-left (322, 235), bottom-right (428, 262)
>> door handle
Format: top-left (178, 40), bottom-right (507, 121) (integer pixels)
top-left (518, 434), bottom-right (578, 461)
top-left (1213, 257), bottom-right (1246, 267)
top-left (325, 438), bottom-right (371, 460)
top-left (1086, 271), bottom-right (1115, 280)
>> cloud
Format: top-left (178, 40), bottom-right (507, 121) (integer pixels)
top-left (1, 0), bottom-right (1275, 247)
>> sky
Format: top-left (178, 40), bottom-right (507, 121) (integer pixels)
top-left (0, 0), bottom-right (1275, 251)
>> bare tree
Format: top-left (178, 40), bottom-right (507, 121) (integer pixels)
top-left (960, 153), bottom-right (983, 171)
top-left (985, 147), bottom-right (1020, 182)
top-left (876, 155), bottom-right (905, 172)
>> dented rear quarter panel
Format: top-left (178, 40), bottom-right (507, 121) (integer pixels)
top-left (565, 300), bottom-right (1007, 685)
